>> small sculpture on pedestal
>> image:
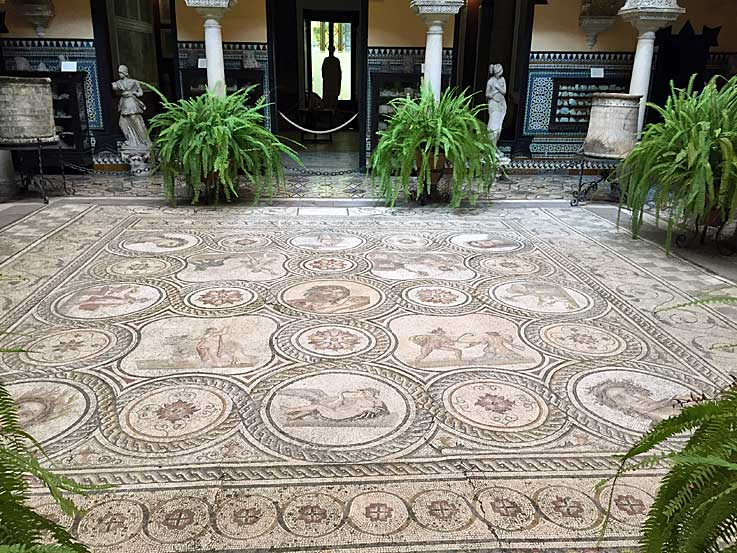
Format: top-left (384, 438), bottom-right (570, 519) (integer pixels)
top-left (112, 64), bottom-right (152, 175)
top-left (486, 64), bottom-right (507, 146)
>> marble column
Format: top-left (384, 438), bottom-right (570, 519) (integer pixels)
top-left (411, 0), bottom-right (463, 101)
top-left (619, 0), bottom-right (685, 133)
top-left (184, 0), bottom-right (237, 96)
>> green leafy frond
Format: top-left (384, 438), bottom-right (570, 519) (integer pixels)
top-left (618, 74), bottom-right (737, 252)
top-left (602, 385), bottom-right (737, 553)
top-left (369, 86), bottom-right (499, 207)
top-left (148, 85), bottom-right (301, 206)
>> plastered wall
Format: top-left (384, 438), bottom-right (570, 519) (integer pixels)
top-left (368, 0), bottom-right (454, 47)
top-left (3, 0), bottom-right (94, 39)
top-left (175, 0), bottom-right (268, 43)
top-left (532, 0), bottom-right (737, 53)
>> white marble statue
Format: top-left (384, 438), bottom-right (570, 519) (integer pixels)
top-left (486, 64), bottom-right (507, 146)
top-left (112, 65), bottom-right (151, 151)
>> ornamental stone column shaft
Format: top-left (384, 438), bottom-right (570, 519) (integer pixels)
top-left (619, 0), bottom-right (685, 133)
top-left (411, 0), bottom-right (463, 101)
top-left (184, 0), bottom-right (237, 96)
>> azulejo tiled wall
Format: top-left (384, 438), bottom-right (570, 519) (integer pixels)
top-left (523, 52), bottom-right (634, 159)
top-left (365, 47), bottom-right (453, 162)
top-left (177, 41), bottom-right (271, 129)
top-left (0, 38), bottom-right (103, 130)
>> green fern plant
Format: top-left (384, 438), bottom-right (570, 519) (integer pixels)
top-left (618, 75), bottom-right (737, 252)
top-left (602, 381), bottom-right (737, 553)
top-left (0, 356), bottom-right (102, 551)
top-left (148, 85), bottom-right (300, 206)
top-left (369, 86), bottom-right (498, 207)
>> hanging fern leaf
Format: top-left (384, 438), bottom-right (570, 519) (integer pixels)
top-left (601, 383), bottom-right (737, 553)
top-left (369, 87), bottom-right (499, 207)
top-left (148, 85), bottom-right (301, 206)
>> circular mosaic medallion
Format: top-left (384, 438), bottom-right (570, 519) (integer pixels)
top-left (147, 497), bottom-right (210, 543)
top-left (120, 385), bottom-right (232, 442)
top-left (266, 372), bottom-right (409, 448)
top-left (348, 491), bottom-right (409, 535)
top-left (402, 285), bottom-right (471, 309)
top-left (280, 280), bottom-right (384, 315)
top-left (108, 258), bottom-right (173, 277)
top-left (8, 380), bottom-right (92, 445)
top-left (55, 283), bottom-right (162, 320)
top-left (480, 256), bottom-right (542, 276)
top-left (294, 325), bottom-right (376, 359)
top-left (249, 364), bottom-right (431, 462)
top-left (491, 281), bottom-right (593, 314)
top-left (411, 490), bottom-right (475, 532)
top-left (121, 233), bottom-right (199, 253)
top-left (534, 486), bottom-right (601, 530)
top-left (570, 368), bottom-right (690, 435)
top-left (444, 380), bottom-right (548, 433)
top-left (300, 256), bottom-right (357, 274)
top-left (77, 499), bottom-right (145, 546)
top-left (541, 323), bottom-right (628, 357)
top-left (475, 487), bottom-right (538, 531)
top-left (103, 376), bottom-right (245, 454)
top-left (449, 233), bottom-right (524, 253)
top-left (596, 484), bottom-right (654, 528)
top-left (282, 493), bottom-right (344, 537)
top-left (382, 234), bottom-right (432, 250)
top-left (185, 286), bottom-right (256, 310)
top-left (23, 329), bottom-right (114, 365)
top-left (289, 232), bottom-right (364, 251)
top-left (215, 495), bottom-right (278, 539)
top-left (428, 371), bottom-right (567, 445)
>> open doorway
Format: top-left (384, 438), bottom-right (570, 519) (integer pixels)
top-left (267, 0), bottom-right (368, 170)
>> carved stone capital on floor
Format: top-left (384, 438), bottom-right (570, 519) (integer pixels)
top-left (618, 0), bottom-right (685, 35)
top-left (11, 0), bottom-right (55, 37)
top-left (184, 0), bottom-right (237, 21)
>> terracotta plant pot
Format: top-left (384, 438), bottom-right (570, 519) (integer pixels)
top-left (415, 151), bottom-right (446, 204)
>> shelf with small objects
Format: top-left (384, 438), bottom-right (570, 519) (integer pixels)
top-left (2, 71), bottom-right (93, 168)
top-left (548, 77), bottom-right (629, 133)
top-left (181, 69), bottom-right (265, 105)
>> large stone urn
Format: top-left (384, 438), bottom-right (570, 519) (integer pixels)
top-left (583, 93), bottom-right (642, 159)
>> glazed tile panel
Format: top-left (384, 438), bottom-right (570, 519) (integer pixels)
top-left (1, 205), bottom-right (735, 553)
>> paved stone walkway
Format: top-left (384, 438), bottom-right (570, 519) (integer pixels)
top-left (1, 203), bottom-right (736, 553)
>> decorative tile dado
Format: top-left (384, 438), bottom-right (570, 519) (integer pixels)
top-left (0, 38), bottom-right (102, 129)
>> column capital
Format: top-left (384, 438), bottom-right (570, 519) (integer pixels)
top-left (410, 0), bottom-right (464, 24)
top-left (11, 0), bottom-right (55, 37)
top-left (618, 0), bottom-right (685, 35)
top-left (184, 0), bottom-right (237, 21)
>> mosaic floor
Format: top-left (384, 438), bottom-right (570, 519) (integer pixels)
top-left (1, 203), bottom-right (736, 553)
top-left (45, 172), bottom-right (596, 202)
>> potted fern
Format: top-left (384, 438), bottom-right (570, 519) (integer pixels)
top-left (149, 85), bottom-right (300, 206)
top-left (618, 75), bottom-right (737, 251)
top-left (601, 379), bottom-right (737, 552)
top-left (369, 87), bottom-right (498, 207)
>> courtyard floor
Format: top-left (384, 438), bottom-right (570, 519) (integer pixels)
top-left (1, 198), bottom-right (736, 552)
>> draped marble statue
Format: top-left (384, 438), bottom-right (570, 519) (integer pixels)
top-left (486, 64), bottom-right (507, 146)
top-left (112, 65), bottom-right (152, 151)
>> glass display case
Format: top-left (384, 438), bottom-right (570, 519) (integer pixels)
top-left (181, 68), bottom-right (265, 103)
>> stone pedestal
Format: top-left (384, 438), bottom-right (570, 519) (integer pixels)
top-left (0, 150), bottom-right (17, 200)
top-left (121, 146), bottom-right (153, 177)
top-left (619, 0), bottom-right (685, 133)
top-left (411, 0), bottom-right (463, 101)
top-left (184, 0), bottom-right (237, 96)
